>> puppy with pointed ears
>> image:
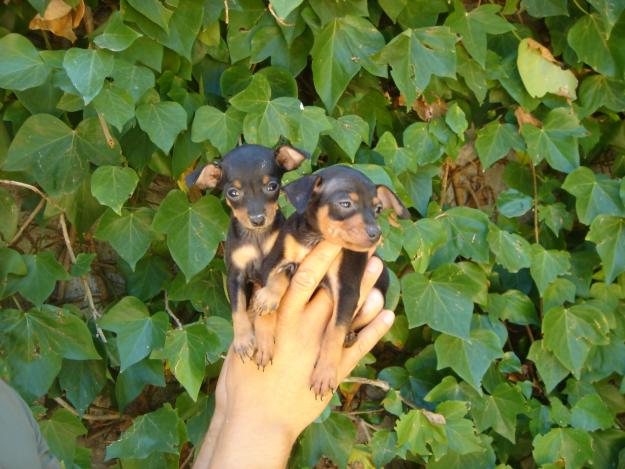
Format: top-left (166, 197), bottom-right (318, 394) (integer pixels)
top-left (186, 144), bottom-right (308, 364)
top-left (250, 165), bottom-right (409, 397)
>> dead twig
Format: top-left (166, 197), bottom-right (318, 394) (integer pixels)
top-left (223, 0), bottom-right (229, 24)
top-left (97, 111), bottom-right (115, 148)
top-left (9, 198), bottom-right (45, 247)
top-left (268, 3), bottom-right (294, 26)
top-left (164, 290), bottom-right (183, 329)
top-left (54, 397), bottom-right (122, 421)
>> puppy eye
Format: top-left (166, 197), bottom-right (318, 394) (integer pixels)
top-left (374, 204), bottom-right (383, 215)
top-left (338, 200), bottom-right (352, 209)
top-left (266, 182), bottom-right (279, 192)
top-left (227, 188), bottom-right (241, 199)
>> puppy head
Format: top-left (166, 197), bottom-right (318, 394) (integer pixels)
top-left (284, 166), bottom-right (409, 251)
top-left (186, 144), bottom-right (308, 230)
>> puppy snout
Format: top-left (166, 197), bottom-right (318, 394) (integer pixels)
top-left (249, 213), bottom-right (266, 227)
top-left (366, 225), bottom-right (381, 242)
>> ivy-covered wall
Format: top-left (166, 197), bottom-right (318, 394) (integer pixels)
top-left (1, 0), bottom-right (625, 467)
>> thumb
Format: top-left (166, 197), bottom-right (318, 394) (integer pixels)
top-left (337, 310), bottom-right (395, 379)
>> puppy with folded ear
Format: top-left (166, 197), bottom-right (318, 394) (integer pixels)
top-left (250, 165), bottom-right (409, 396)
top-left (186, 144), bottom-right (308, 364)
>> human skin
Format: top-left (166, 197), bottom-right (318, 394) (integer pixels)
top-left (192, 241), bottom-right (395, 469)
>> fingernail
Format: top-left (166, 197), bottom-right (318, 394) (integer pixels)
top-left (382, 310), bottom-right (395, 326)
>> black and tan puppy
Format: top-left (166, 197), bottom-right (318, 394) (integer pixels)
top-left (250, 166), bottom-right (409, 396)
top-left (186, 144), bottom-right (308, 363)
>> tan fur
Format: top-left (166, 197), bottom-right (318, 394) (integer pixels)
top-left (317, 206), bottom-right (371, 251)
top-left (284, 233), bottom-right (312, 263)
top-left (262, 229), bottom-right (280, 255)
top-left (196, 164), bottom-right (222, 190)
top-left (276, 146), bottom-right (306, 170)
top-left (230, 244), bottom-right (258, 270)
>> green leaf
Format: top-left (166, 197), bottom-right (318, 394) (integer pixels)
top-left (243, 97), bottom-right (303, 147)
top-left (115, 359), bottom-right (165, 411)
top-left (95, 208), bottom-right (155, 270)
top-left (92, 84), bottom-right (135, 132)
top-left (0, 33), bottom-right (49, 91)
top-left (160, 324), bottom-right (214, 400)
top-left (571, 393), bottom-right (613, 431)
top-left (311, 16), bottom-right (385, 111)
top-left (328, 115), bottom-right (369, 161)
top-left (376, 27), bottom-right (457, 106)
top-left (544, 278), bottom-right (577, 311)
top-left (39, 409), bottom-right (87, 467)
top-left (191, 106), bottom-right (243, 154)
top-left (488, 225), bottom-right (531, 273)
top-left (105, 404), bottom-right (183, 460)
top-left (155, 0), bottom-right (203, 60)
top-left (487, 290), bottom-right (539, 326)
top-left (543, 304), bottom-right (610, 377)
top-left (395, 408), bottom-right (447, 457)
top-left (587, 215), bottom-right (625, 283)
top-left (111, 59), bottom-right (155, 103)
top-left (296, 413), bottom-right (356, 468)
top-left (8, 354), bottom-right (62, 402)
top-left (568, 13), bottom-right (616, 76)
top-left (136, 101), bottom-right (188, 153)
top-left (94, 11), bottom-right (143, 51)
top-left (475, 121), bottom-right (524, 169)
top-left (528, 340), bottom-right (570, 393)
top-left (562, 167), bottom-right (625, 225)
top-left (270, 0), bottom-right (304, 19)
top-left (70, 253), bottom-right (96, 277)
top-left (127, 0), bottom-right (173, 32)
top-left (522, 0), bottom-right (569, 17)
top-left (401, 264), bottom-right (477, 338)
top-left (445, 103), bottom-right (468, 136)
top-left (579, 75), bottom-right (625, 114)
top-left (533, 428), bottom-right (593, 469)
top-left (230, 73), bottom-right (271, 113)
top-left (91, 166), bottom-right (139, 215)
top-left (100, 296), bottom-right (168, 371)
top-left (446, 3), bottom-right (514, 67)
top-left (122, 255), bottom-right (171, 301)
top-left (588, 0), bottom-right (625, 26)
top-left (370, 430), bottom-right (398, 468)
top-left (403, 122), bottom-right (445, 165)
top-left (382, 389), bottom-right (404, 416)
top-left (0, 188), bottom-right (18, 244)
top-left (152, 191), bottom-right (228, 280)
top-left (403, 218), bottom-right (447, 273)
top-left (63, 48), bottom-right (114, 104)
top-left (435, 326), bottom-right (504, 391)
top-left (59, 359), bottom-right (107, 414)
top-left (497, 189), bottom-right (533, 218)
top-left (442, 207), bottom-right (490, 262)
top-left (13, 252), bottom-right (69, 305)
top-left (529, 245), bottom-right (571, 295)
top-left (168, 265), bottom-right (230, 316)
top-left (472, 383), bottom-right (526, 442)
top-left (293, 106), bottom-right (333, 154)
top-left (517, 38), bottom-right (578, 99)
top-left (538, 202), bottom-right (574, 236)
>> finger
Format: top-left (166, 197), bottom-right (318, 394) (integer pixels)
top-left (279, 241), bottom-right (341, 322)
top-left (298, 288), bottom-right (334, 343)
top-left (351, 288), bottom-right (384, 330)
top-left (338, 310), bottom-right (395, 379)
top-left (354, 256), bottom-right (384, 314)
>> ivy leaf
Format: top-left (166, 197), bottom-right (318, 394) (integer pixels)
top-left (562, 167), bottom-right (625, 225)
top-left (488, 224), bottom-right (532, 273)
top-left (230, 73), bottom-right (271, 113)
top-left (0, 33), bottom-right (49, 91)
top-left (403, 218), bottom-right (447, 273)
top-left (99, 296), bottom-right (168, 372)
top-left (529, 245), bottom-right (571, 295)
top-left (105, 404), bottom-right (183, 460)
top-left (445, 3), bottom-right (514, 67)
top-left (403, 122), bottom-right (445, 165)
top-left (242, 97), bottom-right (303, 147)
top-left (110, 59), bottom-right (155, 103)
top-left (497, 189), bottom-right (533, 218)
top-left (39, 409), bottom-right (87, 467)
top-left (70, 253), bottom-right (96, 277)
top-left (0, 188), bottom-right (18, 244)
top-left (191, 105), bottom-right (243, 154)
top-left (294, 106), bottom-right (333, 154)
top-left (588, 0), bottom-right (625, 27)
top-left (136, 101), bottom-right (188, 153)
top-left (445, 102), bottom-right (468, 137)
top-left (528, 340), bottom-right (569, 393)
top-left (95, 208), bottom-right (155, 270)
top-left (92, 84), bottom-right (135, 132)
top-left (533, 428), bottom-right (593, 469)
top-left (472, 383), bottom-right (526, 442)
top-left (13, 252), bottom-right (69, 305)
top-left (122, 255), bottom-right (171, 301)
top-left (475, 121), bottom-right (524, 169)
top-left (270, 0), bottom-right (304, 19)
top-left (94, 11), bottom-right (142, 52)
top-left (126, 0), bottom-right (173, 32)
top-left (154, 0), bottom-right (203, 60)
top-left (311, 15), bottom-right (385, 111)
top-left (296, 413), bottom-right (356, 469)
top-left (160, 324), bottom-right (215, 400)
top-left (543, 304), bottom-right (610, 377)
top-left (487, 290), bottom-right (539, 326)
top-left (395, 408), bottom-right (447, 456)
top-left (328, 115), bottom-right (369, 161)
top-left (91, 166), bottom-right (139, 215)
top-left (152, 191), bottom-right (228, 280)
top-left (435, 326), bottom-right (504, 391)
top-left (587, 215), bottom-right (625, 283)
top-left (579, 75), bottom-right (625, 114)
top-left (441, 207), bottom-right (490, 262)
top-left (62, 48), bottom-right (114, 104)
top-left (7, 354), bottom-right (62, 402)
top-left (375, 27), bottom-right (457, 106)
top-left (544, 278), bottom-right (577, 311)
top-left (521, 0), bottom-right (569, 17)
top-left (568, 13), bottom-right (616, 76)
top-left (570, 393), bottom-right (614, 431)
top-left (401, 264), bottom-right (477, 339)
top-left (538, 202), bottom-right (574, 236)
top-left (521, 108), bottom-right (586, 174)
top-left (517, 38), bottom-right (578, 99)
top-left (115, 359), bottom-right (165, 412)
top-left (370, 430), bottom-right (398, 468)
top-left (58, 359), bottom-right (107, 414)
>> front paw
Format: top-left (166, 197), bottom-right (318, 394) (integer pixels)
top-left (310, 362), bottom-right (338, 400)
top-left (254, 314), bottom-right (276, 369)
top-left (233, 327), bottom-right (256, 361)
top-left (251, 287), bottom-right (279, 317)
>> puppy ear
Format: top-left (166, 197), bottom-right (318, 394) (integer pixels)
top-left (275, 145), bottom-right (310, 171)
top-left (186, 163), bottom-right (222, 191)
top-left (284, 174), bottom-right (321, 213)
top-left (376, 185), bottom-right (410, 219)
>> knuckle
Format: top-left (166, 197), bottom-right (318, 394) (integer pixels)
top-left (291, 268), bottom-right (317, 289)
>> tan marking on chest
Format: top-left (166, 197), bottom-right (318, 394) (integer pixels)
top-left (284, 233), bottom-right (311, 263)
top-left (231, 244), bottom-right (258, 270)
top-left (262, 230), bottom-right (280, 255)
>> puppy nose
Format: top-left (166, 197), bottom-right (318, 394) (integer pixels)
top-left (249, 214), bottom-right (266, 226)
top-left (366, 225), bottom-right (381, 242)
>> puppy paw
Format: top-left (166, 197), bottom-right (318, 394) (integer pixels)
top-left (251, 287), bottom-right (279, 317)
top-left (254, 314), bottom-right (276, 369)
top-left (232, 328), bottom-right (256, 361)
top-left (310, 364), bottom-right (338, 400)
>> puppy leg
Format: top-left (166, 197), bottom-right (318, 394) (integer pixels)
top-left (250, 264), bottom-right (292, 317)
top-left (253, 312), bottom-right (277, 369)
top-left (228, 271), bottom-right (256, 360)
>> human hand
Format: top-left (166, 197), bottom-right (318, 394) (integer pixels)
top-left (193, 241), bottom-right (395, 469)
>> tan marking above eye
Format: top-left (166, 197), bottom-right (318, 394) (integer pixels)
top-left (232, 180), bottom-right (242, 189)
top-left (231, 244), bottom-right (258, 270)
top-left (349, 192), bottom-right (360, 202)
top-left (262, 175), bottom-right (270, 184)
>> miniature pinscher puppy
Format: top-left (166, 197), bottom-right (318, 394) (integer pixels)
top-left (186, 144), bottom-right (308, 363)
top-left (250, 166), bottom-right (409, 396)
